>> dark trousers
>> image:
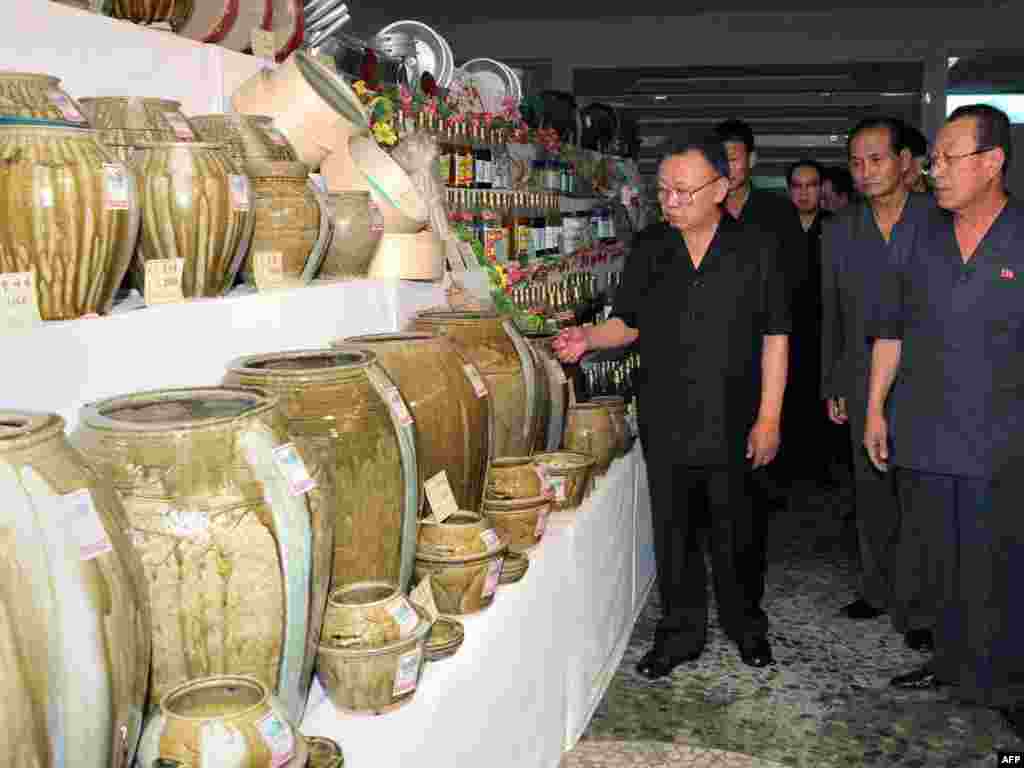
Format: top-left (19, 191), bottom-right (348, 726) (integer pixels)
top-left (897, 469), bottom-right (1024, 707)
top-left (647, 458), bottom-right (770, 657)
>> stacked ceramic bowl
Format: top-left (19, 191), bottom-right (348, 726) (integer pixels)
top-left (316, 581), bottom-right (432, 715)
top-left (414, 512), bottom-right (507, 615)
top-left (482, 457), bottom-right (553, 556)
top-left (424, 616), bottom-right (465, 662)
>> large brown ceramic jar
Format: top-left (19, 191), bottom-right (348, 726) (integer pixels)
top-left (411, 310), bottom-right (543, 459)
top-left (223, 349), bottom-right (420, 593)
top-left (0, 71), bottom-right (89, 125)
top-left (529, 335), bottom-right (570, 453)
top-left (131, 141), bottom-right (255, 298)
top-left (320, 192), bottom-right (380, 278)
top-left (564, 403), bottom-right (618, 475)
top-left (340, 333), bottom-right (492, 513)
top-left (190, 113), bottom-right (299, 166)
top-left (0, 125), bottom-right (140, 319)
top-left (241, 160), bottom-right (330, 286)
top-left (0, 411), bottom-right (150, 768)
top-left (74, 387), bottom-right (325, 723)
top-left (136, 675), bottom-right (309, 768)
top-left (108, 0), bottom-right (195, 31)
top-left (79, 96), bottom-right (196, 159)
top-left (589, 395), bottom-right (631, 457)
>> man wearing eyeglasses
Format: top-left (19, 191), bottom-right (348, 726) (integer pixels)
top-left (552, 137), bottom-right (790, 677)
top-left (820, 118), bottom-right (935, 653)
top-left (865, 104), bottom-right (1024, 736)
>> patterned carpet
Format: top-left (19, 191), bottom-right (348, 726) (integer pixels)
top-left (562, 478), bottom-right (1024, 768)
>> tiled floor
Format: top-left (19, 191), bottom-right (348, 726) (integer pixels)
top-left (562, 478), bottom-right (1024, 768)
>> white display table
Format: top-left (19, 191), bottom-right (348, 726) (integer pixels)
top-left (302, 446), bottom-right (654, 768)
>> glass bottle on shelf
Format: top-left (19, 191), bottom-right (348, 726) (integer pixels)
top-left (530, 194), bottom-right (546, 260)
top-left (439, 119), bottom-right (455, 187)
top-left (456, 125), bottom-right (474, 189)
top-left (514, 194), bottom-right (531, 265)
top-left (497, 193), bottom-right (513, 264)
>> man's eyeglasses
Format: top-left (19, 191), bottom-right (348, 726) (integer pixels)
top-left (923, 146), bottom-right (995, 175)
top-left (657, 176), bottom-right (722, 205)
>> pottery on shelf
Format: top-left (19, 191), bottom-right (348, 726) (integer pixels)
top-left (563, 402), bottom-right (618, 475)
top-left (107, 0), bottom-right (195, 32)
top-left (529, 336), bottom-right (570, 453)
top-left (414, 512), bottom-right (506, 616)
top-left (0, 411), bottom-right (150, 768)
top-left (320, 581), bottom-right (419, 650)
top-left (130, 141), bottom-right (255, 298)
top-left (0, 71), bottom-right (89, 126)
top-left (74, 387), bottom-right (324, 723)
top-left (589, 395), bottom-right (633, 456)
top-left (486, 456), bottom-right (542, 500)
top-left (532, 451), bottom-right (595, 511)
top-left (319, 192), bottom-right (380, 279)
top-left (0, 124), bottom-right (140, 320)
top-left (190, 113), bottom-right (299, 165)
top-left (482, 494), bottom-right (551, 553)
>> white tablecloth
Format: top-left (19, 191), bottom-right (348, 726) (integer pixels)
top-left (301, 447), bottom-right (655, 768)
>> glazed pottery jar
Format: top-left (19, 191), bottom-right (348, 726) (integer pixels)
top-left (223, 349), bottom-right (419, 592)
top-left (74, 387), bottom-right (325, 723)
top-left (340, 333), bottom-right (492, 513)
top-left (486, 456), bottom-right (542, 500)
top-left (107, 0), bottom-right (195, 31)
top-left (319, 192), bottom-right (380, 278)
top-left (528, 335), bottom-right (570, 453)
top-left (589, 395), bottom-right (632, 457)
top-left (413, 512), bottom-right (506, 615)
top-left (241, 160), bottom-right (330, 286)
top-left (482, 494), bottom-right (551, 553)
top-left (411, 310), bottom-right (543, 459)
top-left (0, 411), bottom-right (150, 768)
top-left (0, 71), bottom-right (89, 126)
top-left (0, 124), bottom-right (140, 319)
top-left (79, 96), bottom-right (195, 149)
top-left (136, 675), bottom-right (309, 768)
top-left (320, 581), bottom-right (419, 649)
top-left (131, 141), bottom-right (255, 298)
top-left (533, 451), bottom-right (595, 511)
top-left (564, 403), bottom-right (618, 475)
top-left (190, 114), bottom-right (298, 165)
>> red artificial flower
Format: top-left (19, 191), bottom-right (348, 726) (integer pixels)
top-left (420, 71), bottom-right (438, 97)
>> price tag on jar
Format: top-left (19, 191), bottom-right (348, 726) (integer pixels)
top-left (393, 647), bottom-right (423, 697)
top-left (424, 470), bottom-right (459, 524)
top-left (255, 711), bottom-right (295, 768)
top-left (253, 250), bottom-right (286, 292)
top-left (410, 576), bottom-right (439, 624)
top-left (386, 595), bottom-right (420, 638)
top-left (382, 386), bottom-right (414, 428)
top-left (63, 488), bottom-right (113, 561)
top-left (34, 166), bottom-right (54, 209)
top-left (534, 504), bottom-right (550, 539)
top-left (479, 528), bottom-right (501, 552)
top-left (228, 174), bottom-right (251, 211)
top-left (462, 363), bottom-right (488, 398)
top-left (271, 442), bottom-right (316, 496)
top-left (308, 173), bottom-right (327, 194)
top-left (144, 259), bottom-right (185, 306)
top-left (48, 89), bottom-right (85, 123)
top-left (102, 163), bottom-right (131, 210)
top-left (0, 272), bottom-right (43, 333)
top-left (163, 111), bottom-right (195, 141)
top-left (482, 557), bottom-right (503, 598)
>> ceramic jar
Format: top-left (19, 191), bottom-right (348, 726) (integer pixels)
top-left (223, 349), bottom-right (420, 593)
top-left (0, 71), bottom-right (89, 126)
top-left (241, 160), bottom-right (330, 286)
top-left (321, 581), bottom-right (419, 649)
top-left (589, 395), bottom-right (632, 457)
top-left (231, 51), bottom-right (370, 170)
top-left (74, 387), bottom-right (325, 723)
top-left (319, 192), bottom-right (380, 278)
top-left (107, 0), bottom-right (195, 32)
top-left (411, 310), bottom-right (544, 459)
top-left (190, 114), bottom-right (298, 165)
top-left (533, 451), bottom-right (595, 512)
top-left (339, 333), bottom-right (492, 513)
top-left (481, 494), bottom-right (551, 553)
top-left (136, 675), bottom-right (309, 768)
top-left (131, 141), bottom-right (255, 298)
top-left (486, 456), bottom-right (542, 500)
top-left (414, 513), bottom-right (507, 616)
top-left (0, 411), bottom-right (150, 768)
top-left (564, 403), bottom-right (618, 475)
top-left (0, 124), bottom-right (140, 320)
top-left (79, 97), bottom-right (196, 162)
top-left (529, 336), bottom-right (570, 453)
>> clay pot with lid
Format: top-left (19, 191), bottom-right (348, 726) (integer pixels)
top-left (0, 411), bottom-right (151, 768)
top-left (135, 675), bottom-right (309, 768)
top-left (73, 387), bottom-right (323, 723)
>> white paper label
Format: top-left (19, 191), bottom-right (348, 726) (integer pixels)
top-left (410, 576), bottom-right (439, 624)
top-left (63, 489), bottom-right (112, 560)
top-left (308, 172), bottom-right (327, 192)
top-left (462, 364), bottom-right (488, 398)
top-left (272, 443), bottom-right (316, 496)
top-left (479, 528), bottom-right (500, 552)
top-left (229, 174), bottom-right (250, 211)
top-left (387, 597), bottom-right (419, 639)
top-left (368, 200), bottom-right (385, 234)
top-left (424, 470), bottom-right (458, 523)
top-left (143, 258), bottom-right (185, 305)
top-left (102, 163), bottom-right (131, 210)
top-left (164, 111), bottom-right (195, 140)
top-left (534, 506), bottom-right (549, 538)
top-left (48, 89), bottom-right (85, 123)
top-left (383, 386), bottom-right (414, 428)
top-left (482, 557), bottom-right (503, 597)
top-left (34, 166), bottom-right (54, 208)
top-left (0, 271), bottom-right (42, 332)
top-left (393, 648), bottom-right (422, 697)
top-left (253, 250), bottom-right (286, 292)
top-left (255, 711), bottom-right (294, 768)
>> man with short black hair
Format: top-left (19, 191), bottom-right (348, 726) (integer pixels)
top-left (901, 122), bottom-right (930, 193)
top-left (553, 136), bottom-right (790, 677)
top-left (866, 105), bottom-right (1024, 736)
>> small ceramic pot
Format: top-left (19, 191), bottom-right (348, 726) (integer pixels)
top-left (307, 736), bottom-right (345, 768)
top-left (107, 0), bottom-right (194, 31)
top-left (563, 403), bottom-right (618, 475)
top-left (486, 456), bottom-right (543, 500)
top-left (320, 581), bottom-right (419, 650)
top-left (320, 192), bottom-right (380, 278)
top-left (135, 675), bottom-right (308, 768)
top-left (190, 114), bottom-right (298, 165)
top-left (589, 395), bottom-right (631, 456)
top-left (482, 495), bottom-right (551, 553)
top-left (532, 451), bottom-right (595, 511)
top-left (416, 512), bottom-right (501, 560)
top-left (0, 71), bottom-right (89, 126)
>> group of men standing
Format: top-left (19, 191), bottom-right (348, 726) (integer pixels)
top-left (553, 104), bottom-right (1024, 735)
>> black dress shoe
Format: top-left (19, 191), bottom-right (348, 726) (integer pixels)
top-left (838, 598), bottom-right (885, 620)
top-left (738, 635), bottom-right (775, 668)
top-left (635, 647), bottom-right (701, 680)
top-left (889, 665), bottom-right (948, 690)
top-left (904, 628), bottom-right (934, 652)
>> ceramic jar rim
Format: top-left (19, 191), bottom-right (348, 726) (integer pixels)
top-left (340, 332), bottom-right (436, 346)
top-left (327, 580), bottom-right (400, 610)
top-left (317, 605), bottom-right (430, 658)
top-left (78, 96), bottom-right (183, 109)
top-left (243, 160), bottom-right (311, 179)
top-left (160, 675), bottom-right (269, 722)
top-left (226, 348), bottom-right (376, 381)
top-left (189, 113), bottom-right (273, 123)
top-left (416, 310), bottom-right (502, 322)
top-left (490, 456), bottom-right (535, 469)
top-left (570, 402), bottom-right (611, 412)
top-left (0, 71), bottom-right (59, 83)
top-left (132, 141), bottom-right (226, 150)
top-left (0, 411), bottom-right (65, 452)
top-left (482, 494), bottom-right (551, 511)
top-left (533, 451), bottom-right (596, 471)
top-left (0, 124), bottom-right (97, 137)
top-left (79, 386), bottom-right (278, 434)
top-left (415, 542), bottom-right (506, 566)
